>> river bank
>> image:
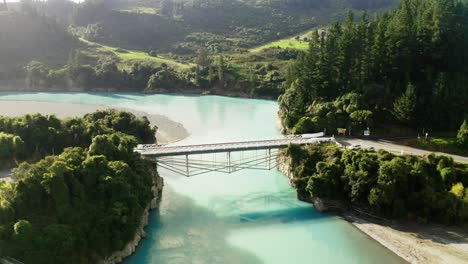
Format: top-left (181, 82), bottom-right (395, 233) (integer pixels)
top-left (277, 153), bottom-right (468, 264)
top-left (345, 214), bottom-right (468, 264)
top-left (0, 84), bottom-right (278, 100)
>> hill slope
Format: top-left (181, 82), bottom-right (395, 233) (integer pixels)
top-left (0, 10), bottom-right (79, 72)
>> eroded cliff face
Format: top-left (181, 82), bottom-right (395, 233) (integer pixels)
top-left (101, 168), bottom-right (164, 264)
top-left (277, 152), bottom-right (328, 211)
top-left (276, 107), bottom-right (290, 134)
top-left (276, 152), bottom-right (294, 184)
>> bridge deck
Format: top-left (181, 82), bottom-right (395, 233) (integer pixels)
top-left (135, 135), bottom-right (334, 157)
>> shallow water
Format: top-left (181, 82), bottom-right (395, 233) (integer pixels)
top-left (0, 93), bottom-right (405, 264)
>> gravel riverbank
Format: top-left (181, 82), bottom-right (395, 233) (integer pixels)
top-left (0, 100), bottom-right (189, 144)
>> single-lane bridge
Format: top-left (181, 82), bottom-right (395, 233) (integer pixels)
top-left (134, 133), bottom-right (334, 177)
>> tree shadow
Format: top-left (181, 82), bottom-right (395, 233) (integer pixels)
top-left (389, 221), bottom-right (468, 246)
top-left (353, 213), bottom-right (468, 247)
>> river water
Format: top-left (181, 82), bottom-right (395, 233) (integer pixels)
top-left (0, 93), bottom-right (404, 264)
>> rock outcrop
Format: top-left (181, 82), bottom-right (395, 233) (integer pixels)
top-left (277, 152), bottom-right (326, 207)
top-left (312, 198), bottom-right (328, 212)
top-left (276, 151), bottom-right (294, 185)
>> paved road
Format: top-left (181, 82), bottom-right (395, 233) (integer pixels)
top-left (337, 138), bottom-right (468, 164)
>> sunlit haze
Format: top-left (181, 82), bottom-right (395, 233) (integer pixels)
top-left (0, 0), bottom-right (467, 263)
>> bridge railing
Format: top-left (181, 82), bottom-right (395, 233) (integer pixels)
top-left (135, 133), bottom-right (335, 177)
top-left (135, 133), bottom-right (326, 152)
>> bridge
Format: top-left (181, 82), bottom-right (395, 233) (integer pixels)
top-left (134, 133), bottom-right (335, 177)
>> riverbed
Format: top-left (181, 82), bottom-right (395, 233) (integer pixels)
top-left (0, 93), bottom-right (405, 264)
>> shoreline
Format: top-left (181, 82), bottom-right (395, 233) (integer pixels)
top-left (0, 100), bottom-right (189, 144)
top-left (277, 154), bottom-right (468, 264)
top-left (344, 214), bottom-right (468, 264)
top-left (0, 85), bottom-right (279, 101)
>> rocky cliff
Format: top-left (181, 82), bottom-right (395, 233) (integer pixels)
top-left (277, 152), bottom-right (330, 211)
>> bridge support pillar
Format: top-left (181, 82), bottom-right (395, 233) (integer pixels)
top-left (267, 148), bottom-right (271, 170)
top-left (227, 151), bottom-right (231, 173)
top-left (186, 154), bottom-right (189, 177)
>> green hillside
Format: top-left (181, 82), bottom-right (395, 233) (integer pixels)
top-left (0, 10), bottom-right (79, 72)
top-left (72, 0), bottom-right (398, 55)
top-left (0, 0), bottom-right (399, 99)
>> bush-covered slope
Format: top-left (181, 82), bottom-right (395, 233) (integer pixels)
top-left (287, 144), bottom-right (468, 227)
top-left (0, 110), bottom-right (158, 263)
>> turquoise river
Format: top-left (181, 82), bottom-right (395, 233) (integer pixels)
top-left (0, 93), bottom-right (404, 264)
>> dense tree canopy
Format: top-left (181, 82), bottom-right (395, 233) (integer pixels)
top-left (279, 0), bottom-right (468, 134)
top-left (0, 110), bottom-right (158, 263)
top-left (288, 144), bottom-right (468, 226)
top-left (0, 110), bottom-right (156, 168)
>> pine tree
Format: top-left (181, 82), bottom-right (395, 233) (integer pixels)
top-left (217, 55), bottom-right (225, 82)
top-left (393, 83), bottom-right (417, 125)
top-left (196, 48), bottom-right (210, 68)
top-left (208, 66), bottom-right (215, 84)
top-left (371, 13), bottom-right (389, 79)
top-left (357, 11), bottom-right (371, 86)
top-left (67, 50), bottom-right (77, 78)
top-left (457, 119), bottom-right (468, 148)
top-left (339, 11), bottom-right (356, 93)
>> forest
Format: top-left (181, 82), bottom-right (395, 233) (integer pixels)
top-left (279, 0), bottom-right (468, 134)
top-left (0, 110), bottom-right (158, 263)
top-left (0, 0), bottom-right (398, 98)
top-left (287, 143), bottom-right (468, 228)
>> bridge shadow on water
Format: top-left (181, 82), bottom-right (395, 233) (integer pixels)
top-left (124, 185), bottom-right (263, 264)
top-left (123, 185), bottom-right (333, 264)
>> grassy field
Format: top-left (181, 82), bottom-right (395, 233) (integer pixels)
top-left (250, 38), bottom-right (309, 52)
top-left (250, 28), bottom-right (324, 52)
top-left (115, 6), bottom-right (158, 14)
top-left (80, 38), bottom-right (193, 70)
